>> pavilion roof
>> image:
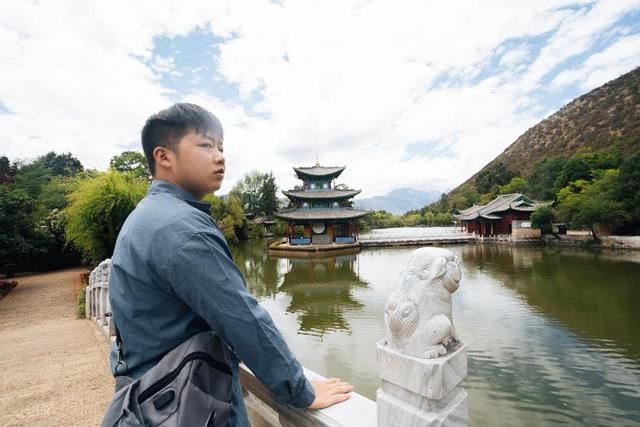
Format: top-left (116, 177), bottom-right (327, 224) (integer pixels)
top-left (293, 165), bottom-right (346, 180)
top-left (275, 207), bottom-right (369, 221)
top-left (454, 193), bottom-right (548, 221)
top-left (282, 189), bottom-right (361, 201)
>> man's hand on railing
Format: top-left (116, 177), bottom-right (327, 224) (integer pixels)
top-left (308, 378), bottom-right (353, 409)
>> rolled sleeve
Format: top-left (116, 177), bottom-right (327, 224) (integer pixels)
top-left (167, 230), bottom-right (315, 408)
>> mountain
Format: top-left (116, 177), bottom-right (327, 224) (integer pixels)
top-left (460, 67), bottom-right (640, 189)
top-left (354, 188), bottom-right (442, 215)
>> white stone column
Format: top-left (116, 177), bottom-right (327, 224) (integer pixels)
top-left (90, 287), bottom-right (97, 319)
top-left (99, 285), bottom-right (108, 326)
top-left (377, 247), bottom-right (468, 427)
top-left (376, 342), bottom-right (468, 426)
top-left (85, 286), bottom-right (90, 319)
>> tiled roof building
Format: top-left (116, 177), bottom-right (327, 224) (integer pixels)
top-left (454, 193), bottom-right (549, 236)
top-left (275, 163), bottom-right (368, 246)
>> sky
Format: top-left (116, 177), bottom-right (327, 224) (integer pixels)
top-left (1, 0), bottom-right (639, 197)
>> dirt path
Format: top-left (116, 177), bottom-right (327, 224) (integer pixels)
top-left (0, 268), bottom-right (114, 426)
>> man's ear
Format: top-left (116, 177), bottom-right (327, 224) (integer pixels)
top-left (153, 146), bottom-right (173, 171)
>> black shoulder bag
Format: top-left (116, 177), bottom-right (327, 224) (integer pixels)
top-left (101, 328), bottom-right (233, 427)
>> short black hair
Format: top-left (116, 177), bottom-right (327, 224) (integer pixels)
top-left (141, 103), bottom-right (223, 175)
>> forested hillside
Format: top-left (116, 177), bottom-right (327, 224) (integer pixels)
top-left (421, 67), bottom-right (640, 236)
top-left (470, 66), bottom-right (639, 183)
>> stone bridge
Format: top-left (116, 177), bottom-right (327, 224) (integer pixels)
top-left (87, 252), bottom-right (468, 427)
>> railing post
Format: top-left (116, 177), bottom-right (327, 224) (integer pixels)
top-left (99, 285), bottom-right (108, 326)
top-left (85, 285), bottom-right (91, 319)
top-left (86, 259), bottom-right (113, 335)
top-left (377, 247), bottom-right (468, 426)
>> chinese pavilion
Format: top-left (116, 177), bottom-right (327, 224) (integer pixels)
top-left (454, 193), bottom-right (548, 237)
top-left (272, 163), bottom-right (368, 252)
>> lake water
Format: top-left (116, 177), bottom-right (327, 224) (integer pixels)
top-left (230, 235), bottom-right (640, 426)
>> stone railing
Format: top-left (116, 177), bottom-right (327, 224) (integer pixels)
top-left (86, 248), bottom-right (469, 426)
top-left (86, 259), bottom-right (113, 338)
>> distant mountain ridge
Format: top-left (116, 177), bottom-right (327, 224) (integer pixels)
top-left (354, 188), bottom-right (441, 215)
top-left (459, 67), bottom-right (640, 189)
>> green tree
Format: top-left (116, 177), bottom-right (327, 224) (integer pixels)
top-left (554, 156), bottom-right (592, 193)
top-left (232, 171), bottom-right (263, 216)
top-left (14, 161), bottom-right (52, 198)
top-left (527, 157), bottom-right (567, 200)
top-left (14, 152), bottom-right (84, 199)
top-left (110, 151), bottom-right (150, 180)
top-left (557, 170), bottom-right (627, 239)
top-left (259, 172), bottom-right (279, 216)
top-left (448, 183), bottom-right (480, 211)
top-left (361, 210), bottom-right (403, 228)
top-left (40, 152), bottom-right (83, 177)
top-left (435, 212), bottom-right (453, 226)
top-left (204, 193), bottom-right (247, 244)
top-left (0, 185), bottom-right (40, 276)
top-left (474, 162), bottom-right (516, 193)
top-left (421, 193), bottom-right (450, 214)
top-left (402, 213), bottom-right (421, 226)
top-left (423, 211), bottom-right (436, 226)
top-left (232, 171), bottom-right (279, 217)
top-left (615, 153), bottom-right (640, 233)
top-left (65, 171), bottom-right (148, 262)
top-left (499, 177), bottom-right (528, 195)
top-left (581, 148), bottom-right (623, 171)
top-left (36, 208), bottom-right (82, 271)
top-left (530, 206), bottom-right (555, 234)
top-left (36, 176), bottom-right (71, 218)
top-left (0, 156), bottom-right (16, 183)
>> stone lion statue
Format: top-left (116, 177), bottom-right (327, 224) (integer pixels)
top-left (384, 247), bottom-right (462, 359)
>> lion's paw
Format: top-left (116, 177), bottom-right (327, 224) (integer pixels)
top-left (424, 345), bottom-right (447, 359)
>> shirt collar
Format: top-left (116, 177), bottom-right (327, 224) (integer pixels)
top-left (148, 180), bottom-right (212, 213)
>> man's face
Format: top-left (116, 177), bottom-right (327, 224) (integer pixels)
top-left (171, 130), bottom-right (225, 199)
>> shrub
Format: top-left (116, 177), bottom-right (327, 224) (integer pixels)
top-left (77, 283), bottom-right (87, 318)
top-left (0, 280), bottom-right (18, 298)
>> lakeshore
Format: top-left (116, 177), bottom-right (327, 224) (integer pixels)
top-left (357, 227), bottom-right (640, 250)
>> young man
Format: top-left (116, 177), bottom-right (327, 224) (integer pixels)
top-left (108, 103), bottom-right (352, 426)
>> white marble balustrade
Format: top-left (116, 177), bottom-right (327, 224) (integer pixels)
top-left (86, 259), bottom-right (113, 338)
top-left (86, 249), bottom-right (469, 427)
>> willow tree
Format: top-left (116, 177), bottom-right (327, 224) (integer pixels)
top-left (65, 171), bottom-right (148, 262)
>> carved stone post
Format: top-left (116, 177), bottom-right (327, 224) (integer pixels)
top-left (377, 247), bottom-right (468, 427)
top-left (85, 285), bottom-right (92, 319)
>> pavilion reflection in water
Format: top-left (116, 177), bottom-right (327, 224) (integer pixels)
top-left (279, 254), bottom-right (368, 337)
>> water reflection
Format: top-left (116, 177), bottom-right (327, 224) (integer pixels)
top-left (454, 244), bottom-right (640, 426)
top-left (231, 241), bottom-right (368, 337)
top-left (230, 239), bottom-right (281, 298)
top-left (462, 244), bottom-right (640, 359)
top-left (229, 239), bottom-right (640, 425)
top-left (280, 255), bottom-right (367, 336)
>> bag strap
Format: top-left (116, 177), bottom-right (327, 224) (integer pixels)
top-left (105, 312), bottom-right (128, 376)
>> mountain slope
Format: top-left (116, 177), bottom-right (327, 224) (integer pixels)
top-left (464, 67), bottom-right (640, 187)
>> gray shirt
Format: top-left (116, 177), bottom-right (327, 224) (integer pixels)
top-left (109, 180), bottom-right (315, 426)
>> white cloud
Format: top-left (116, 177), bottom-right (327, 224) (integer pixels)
top-left (522, 0), bottom-right (640, 89)
top-left (1, 0), bottom-right (639, 197)
top-left (499, 45), bottom-right (532, 68)
top-left (151, 55), bottom-right (176, 74)
top-left (552, 34), bottom-right (640, 90)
